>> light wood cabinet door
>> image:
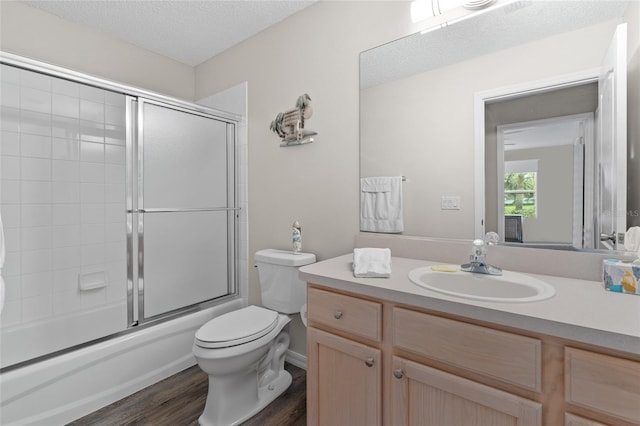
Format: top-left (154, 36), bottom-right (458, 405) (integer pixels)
top-left (307, 327), bottom-right (381, 426)
top-left (390, 356), bottom-right (542, 426)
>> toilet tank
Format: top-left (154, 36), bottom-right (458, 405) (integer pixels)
top-left (255, 249), bottom-right (316, 314)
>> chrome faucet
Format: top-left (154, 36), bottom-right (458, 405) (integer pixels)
top-left (461, 232), bottom-right (502, 276)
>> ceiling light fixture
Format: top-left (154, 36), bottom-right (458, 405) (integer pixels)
top-left (410, 0), bottom-right (499, 33)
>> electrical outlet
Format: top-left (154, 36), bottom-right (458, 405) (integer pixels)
top-left (441, 196), bottom-right (461, 210)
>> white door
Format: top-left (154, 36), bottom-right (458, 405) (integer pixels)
top-left (596, 23), bottom-right (627, 250)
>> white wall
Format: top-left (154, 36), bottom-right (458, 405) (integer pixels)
top-left (0, 2), bottom-right (195, 100)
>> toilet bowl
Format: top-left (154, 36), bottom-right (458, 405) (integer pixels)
top-left (193, 249), bottom-right (315, 426)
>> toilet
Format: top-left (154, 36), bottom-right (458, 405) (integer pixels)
top-left (193, 249), bottom-right (315, 426)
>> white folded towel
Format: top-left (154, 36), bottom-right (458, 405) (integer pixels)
top-left (353, 248), bottom-right (391, 278)
top-left (360, 176), bottom-right (403, 233)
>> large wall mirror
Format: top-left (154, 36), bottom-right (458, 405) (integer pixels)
top-left (360, 0), bottom-right (638, 252)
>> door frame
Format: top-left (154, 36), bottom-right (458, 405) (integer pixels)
top-left (473, 68), bottom-right (599, 240)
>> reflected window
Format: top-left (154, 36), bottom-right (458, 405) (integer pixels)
top-left (504, 160), bottom-right (538, 218)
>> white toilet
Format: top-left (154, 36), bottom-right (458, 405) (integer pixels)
top-left (192, 249), bottom-right (315, 426)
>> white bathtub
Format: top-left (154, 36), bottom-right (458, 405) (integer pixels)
top-left (0, 298), bottom-right (243, 425)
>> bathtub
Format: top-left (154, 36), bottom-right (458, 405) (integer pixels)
top-left (0, 298), bottom-right (243, 425)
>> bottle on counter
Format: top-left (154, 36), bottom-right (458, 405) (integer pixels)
top-left (292, 221), bottom-right (302, 254)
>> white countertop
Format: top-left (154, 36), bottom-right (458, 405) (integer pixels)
top-left (300, 254), bottom-right (640, 355)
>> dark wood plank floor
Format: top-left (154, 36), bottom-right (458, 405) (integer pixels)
top-left (68, 363), bottom-right (306, 426)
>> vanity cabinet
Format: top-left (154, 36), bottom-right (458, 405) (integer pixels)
top-left (306, 284), bottom-right (640, 426)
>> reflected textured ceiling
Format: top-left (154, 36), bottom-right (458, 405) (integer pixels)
top-left (20, 0), bottom-right (317, 66)
top-left (361, 0), bottom-right (630, 89)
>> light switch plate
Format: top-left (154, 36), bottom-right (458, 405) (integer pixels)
top-left (441, 196), bottom-right (461, 210)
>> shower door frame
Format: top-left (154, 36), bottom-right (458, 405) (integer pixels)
top-left (128, 97), bottom-right (240, 325)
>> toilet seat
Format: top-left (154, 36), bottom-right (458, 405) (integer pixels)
top-left (195, 306), bottom-right (280, 349)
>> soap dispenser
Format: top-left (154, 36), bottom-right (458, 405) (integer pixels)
top-left (292, 221), bottom-right (302, 254)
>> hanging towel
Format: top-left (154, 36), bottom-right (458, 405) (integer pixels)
top-left (360, 176), bottom-right (403, 233)
top-left (353, 248), bottom-right (392, 278)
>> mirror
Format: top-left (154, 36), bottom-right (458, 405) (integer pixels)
top-left (360, 0), bottom-right (637, 252)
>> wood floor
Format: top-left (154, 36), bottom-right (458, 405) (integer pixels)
top-left (68, 363), bottom-right (306, 426)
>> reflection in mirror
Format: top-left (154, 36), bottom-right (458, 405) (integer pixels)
top-left (359, 0), bottom-right (638, 253)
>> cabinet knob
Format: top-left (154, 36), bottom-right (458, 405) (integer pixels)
top-left (365, 358), bottom-right (374, 367)
top-left (334, 311), bottom-right (343, 319)
top-left (393, 369), bottom-right (404, 379)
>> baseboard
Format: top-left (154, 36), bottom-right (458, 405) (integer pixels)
top-left (285, 349), bottom-right (307, 370)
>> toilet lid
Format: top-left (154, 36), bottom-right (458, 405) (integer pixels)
top-left (195, 306), bottom-right (279, 349)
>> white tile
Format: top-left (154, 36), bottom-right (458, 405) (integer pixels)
top-left (53, 245), bottom-right (80, 270)
top-left (20, 110), bottom-right (51, 137)
top-left (1, 82), bottom-right (19, 108)
top-left (21, 133), bottom-right (51, 158)
top-left (106, 279), bottom-right (127, 302)
top-left (22, 294), bottom-right (53, 323)
top-left (52, 225), bottom-right (81, 248)
top-left (52, 93), bottom-right (79, 119)
top-left (20, 70), bottom-right (51, 91)
top-left (52, 78), bottom-right (80, 97)
top-left (52, 116), bottom-right (80, 139)
top-left (53, 289), bottom-right (82, 315)
top-left (1, 155), bottom-right (20, 179)
top-left (81, 183), bottom-right (105, 203)
top-left (79, 85), bottom-right (104, 103)
top-left (80, 141), bottom-right (104, 163)
top-left (21, 226), bottom-right (52, 250)
top-left (1, 64), bottom-right (20, 84)
top-left (52, 204), bottom-right (80, 226)
top-left (105, 183), bottom-right (124, 203)
top-left (80, 162), bottom-right (105, 183)
top-left (52, 181), bottom-right (80, 203)
top-left (52, 137), bottom-right (80, 160)
top-left (1, 204), bottom-right (21, 228)
top-left (3, 275), bottom-right (22, 301)
top-left (105, 124), bottom-right (125, 145)
top-left (105, 164), bottom-right (124, 184)
top-left (22, 271), bottom-right (53, 298)
top-left (1, 299), bottom-right (22, 327)
top-left (3, 251), bottom-right (21, 276)
top-left (81, 203), bottom-right (105, 224)
top-left (4, 227), bottom-right (20, 252)
top-left (105, 105), bottom-right (125, 126)
top-left (80, 99), bottom-right (104, 123)
top-left (21, 87), bottom-right (51, 115)
top-left (105, 242), bottom-right (125, 263)
top-left (80, 121), bottom-right (104, 144)
top-left (1, 179), bottom-right (20, 204)
top-left (52, 160), bottom-right (79, 182)
top-left (81, 224), bottom-right (105, 245)
top-left (21, 204), bottom-right (51, 227)
top-left (21, 249), bottom-right (52, 274)
top-left (21, 180), bottom-right (52, 203)
top-left (105, 261), bottom-right (126, 285)
top-left (21, 157), bottom-right (50, 181)
top-left (53, 267), bottom-right (81, 293)
top-left (105, 203), bottom-right (125, 223)
top-left (105, 223), bottom-right (125, 242)
top-left (81, 244), bottom-right (104, 266)
top-left (81, 288), bottom-right (106, 309)
top-left (1, 131), bottom-right (20, 156)
top-left (1, 106), bottom-right (20, 132)
top-left (105, 144), bottom-right (125, 164)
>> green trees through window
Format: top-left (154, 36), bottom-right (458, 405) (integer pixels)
top-left (504, 172), bottom-right (537, 217)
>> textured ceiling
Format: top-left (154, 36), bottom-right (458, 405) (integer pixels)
top-left (20, 0), bottom-right (317, 66)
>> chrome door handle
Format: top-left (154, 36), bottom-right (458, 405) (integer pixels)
top-left (600, 232), bottom-right (617, 243)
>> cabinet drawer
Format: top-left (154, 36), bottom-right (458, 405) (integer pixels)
top-left (565, 347), bottom-right (640, 424)
top-left (307, 287), bottom-right (382, 342)
top-left (564, 413), bottom-right (607, 426)
top-left (393, 307), bottom-right (541, 392)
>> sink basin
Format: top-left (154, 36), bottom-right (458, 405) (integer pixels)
top-left (408, 266), bottom-right (555, 303)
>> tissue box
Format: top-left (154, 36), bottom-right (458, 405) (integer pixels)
top-left (603, 259), bottom-right (640, 295)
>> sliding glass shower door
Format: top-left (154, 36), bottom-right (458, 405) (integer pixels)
top-left (132, 99), bottom-right (236, 323)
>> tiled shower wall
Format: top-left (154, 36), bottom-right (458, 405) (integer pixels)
top-left (0, 64), bottom-right (127, 329)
